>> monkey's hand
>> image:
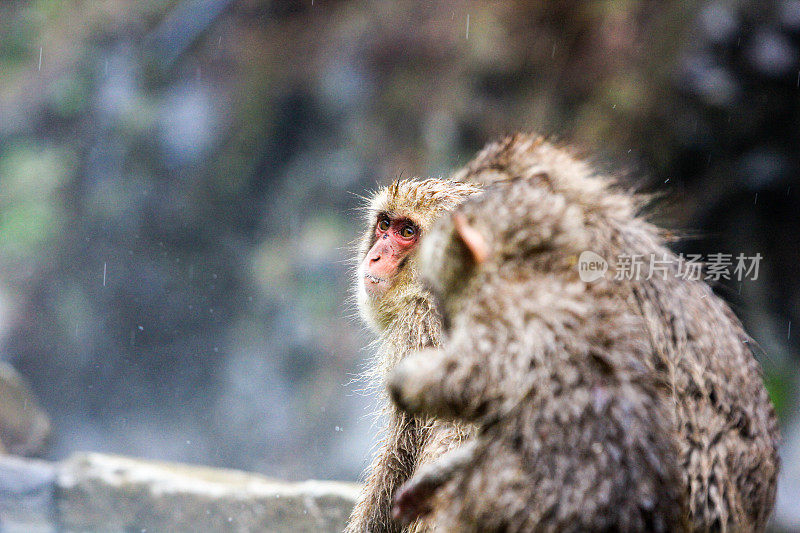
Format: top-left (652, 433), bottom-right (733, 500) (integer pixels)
top-left (389, 347), bottom-right (486, 421)
top-left (387, 348), bottom-right (446, 417)
top-left (392, 440), bottom-right (478, 525)
top-left (392, 471), bottom-right (438, 525)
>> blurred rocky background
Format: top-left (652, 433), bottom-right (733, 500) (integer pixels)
top-left (0, 0), bottom-right (798, 529)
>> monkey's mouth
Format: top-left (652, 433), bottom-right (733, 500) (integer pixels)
top-left (363, 272), bottom-right (393, 298)
top-left (364, 273), bottom-right (387, 284)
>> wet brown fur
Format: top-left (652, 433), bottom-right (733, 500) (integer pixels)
top-left (390, 134), bottom-right (780, 532)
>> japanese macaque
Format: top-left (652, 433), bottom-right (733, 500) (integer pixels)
top-left (388, 134), bottom-right (780, 532)
top-left (388, 176), bottom-right (688, 532)
top-left (346, 178), bottom-right (481, 532)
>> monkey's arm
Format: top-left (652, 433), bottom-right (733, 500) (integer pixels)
top-left (392, 439), bottom-right (478, 525)
top-left (388, 283), bottom-right (585, 423)
top-left (345, 409), bottom-right (427, 533)
top-left (388, 344), bottom-right (516, 423)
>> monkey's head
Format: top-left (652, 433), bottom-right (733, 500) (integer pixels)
top-left (417, 134), bottom-right (647, 327)
top-left (419, 174), bottom-right (608, 328)
top-left (357, 178), bottom-right (481, 331)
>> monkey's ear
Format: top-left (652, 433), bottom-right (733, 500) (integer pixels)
top-left (452, 213), bottom-right (488, 264)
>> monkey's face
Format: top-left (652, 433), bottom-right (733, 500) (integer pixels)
top-left (355, 178), bottom-right (482, 331)
top-left (358, 212), bottom-right (421, 301)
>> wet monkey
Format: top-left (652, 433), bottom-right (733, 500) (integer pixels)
top-left (346, 178), bottom-right (480, 532)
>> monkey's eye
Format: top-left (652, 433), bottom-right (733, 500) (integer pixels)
top-left (377, 217), bottom-right (391, 232)
top-left (400, 225), bottom-right (416, 239)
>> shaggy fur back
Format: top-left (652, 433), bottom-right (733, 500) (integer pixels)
top-left (437, 134), bottom-right (780, 531)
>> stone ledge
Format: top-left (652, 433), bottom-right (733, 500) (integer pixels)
top-left (0, 452), bottom-right (358, 532)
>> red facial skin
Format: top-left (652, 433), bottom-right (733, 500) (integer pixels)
top-left (361, 214), bottom-right (420, 298)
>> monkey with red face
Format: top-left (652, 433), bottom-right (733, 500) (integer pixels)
top-left (347, 178), bottom-right (481, 533)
